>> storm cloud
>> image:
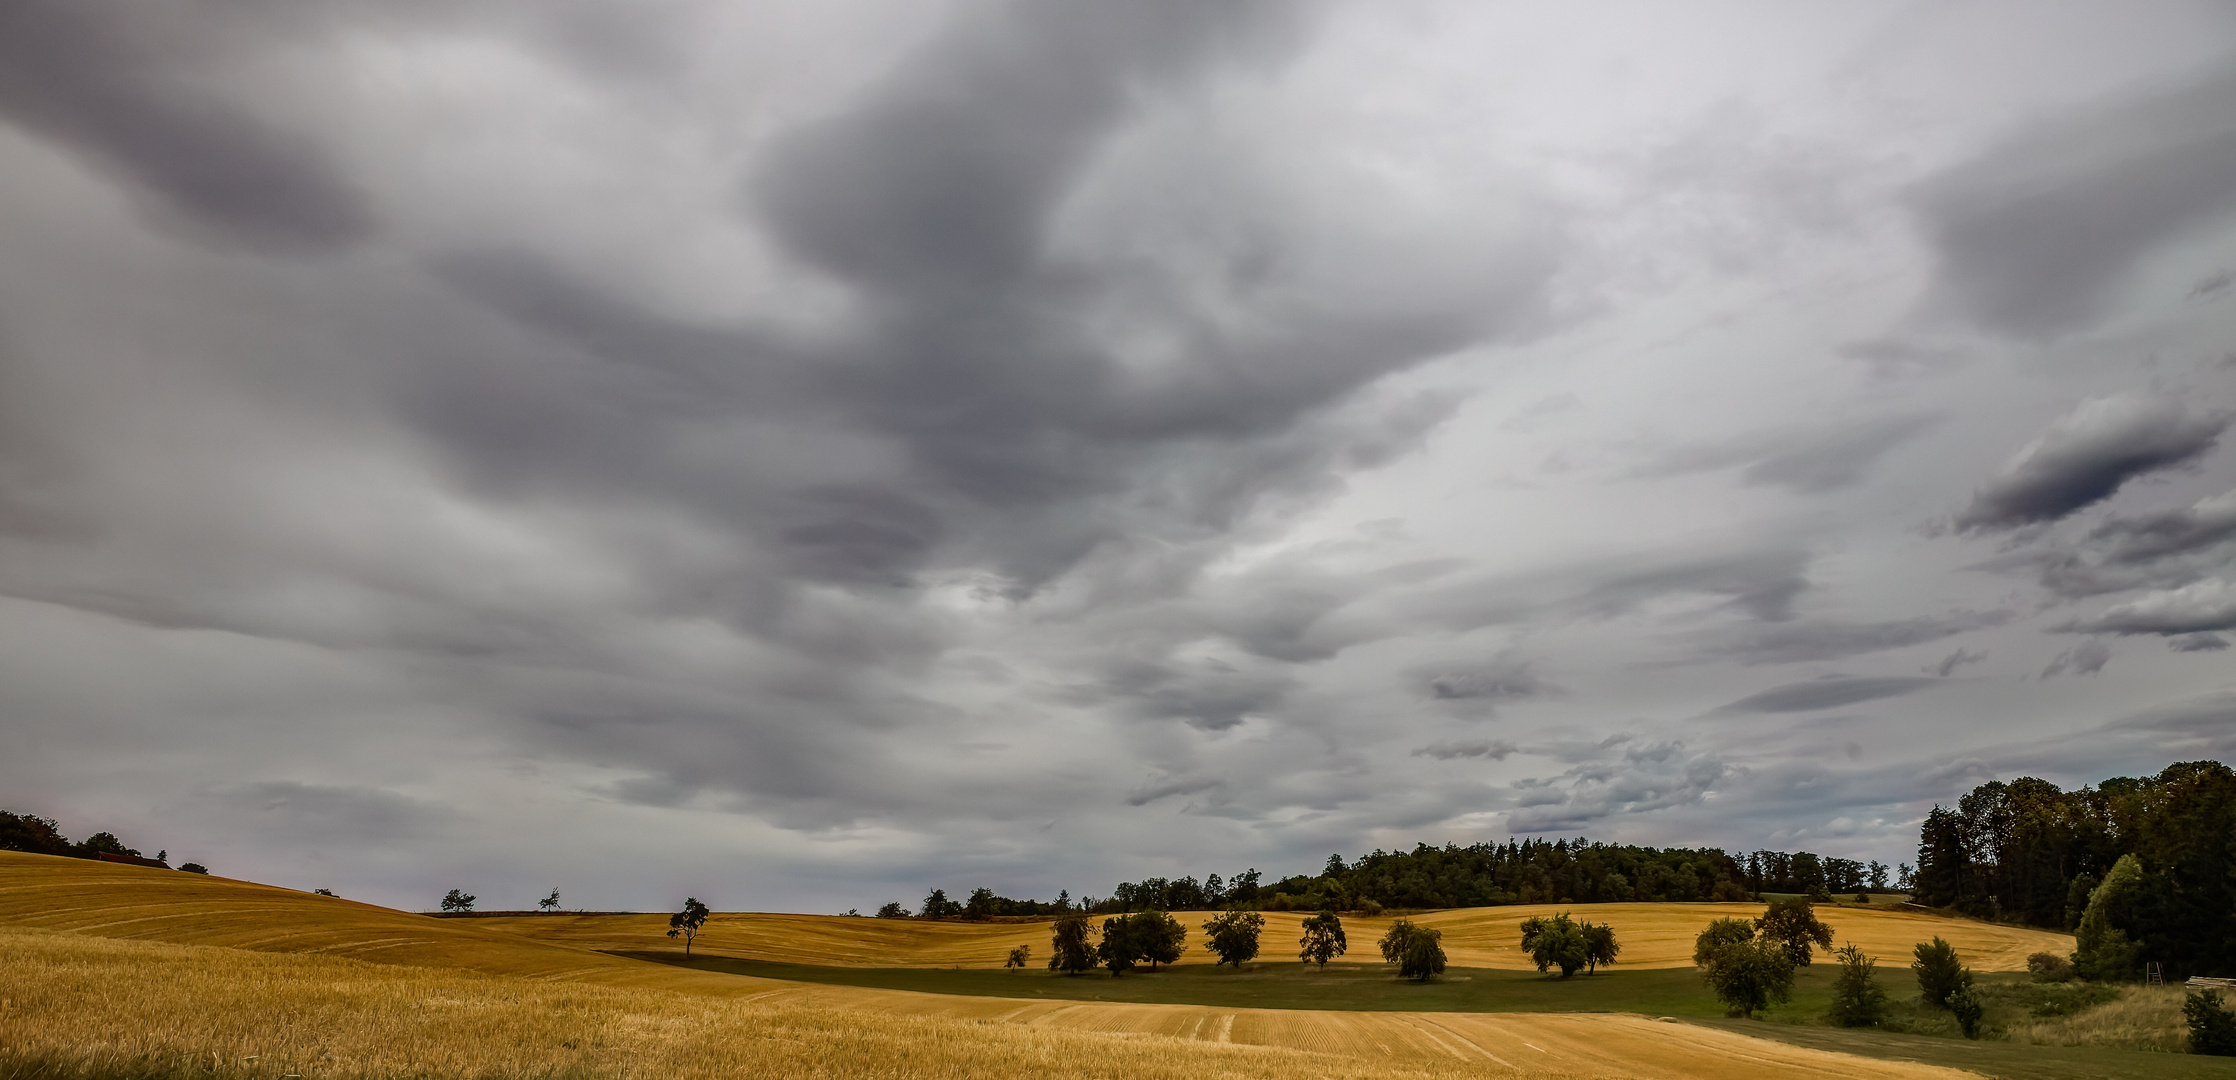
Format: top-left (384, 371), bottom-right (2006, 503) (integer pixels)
top-left (1953, 396), bottom-right (2227, 532)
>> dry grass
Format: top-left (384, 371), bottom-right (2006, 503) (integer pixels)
top-left (0, 852), bottom-right (1986, 1079)
top-left (478, 901), bottom-right (2071, 972)
top-left (2007, 985), bottom-right (2191, 1053)
top-left (0, 927), bottom-right (1978, 1080)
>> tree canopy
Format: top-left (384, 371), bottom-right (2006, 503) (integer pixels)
top-left (1755, 898), bottom-right (1834, 966)
top-left (1298, 909), bottom-right (1347, 969)
top-left (1201, 909), bottom-right (1264, 967)
top-left (1378, 919), bottom-right (1447, 982)
top-left (667, 896), bottom-right (710, 955)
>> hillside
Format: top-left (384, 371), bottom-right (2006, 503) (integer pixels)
top-left (475, 900), bottom-right (2072, 971)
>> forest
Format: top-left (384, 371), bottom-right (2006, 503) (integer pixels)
top-left (1913, 759), bottom-right (2234, 979)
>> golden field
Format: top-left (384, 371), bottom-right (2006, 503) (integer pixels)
top-left (0, 851), bottom-right (2049, 1080)
top-left (475, 901), bottom-right (2070, 972)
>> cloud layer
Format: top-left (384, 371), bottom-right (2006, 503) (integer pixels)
top-left (0, 0), bottom-right (2232, 912)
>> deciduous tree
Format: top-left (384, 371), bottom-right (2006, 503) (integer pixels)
top-left (1756, 898), bottom-right (1834, 966)
top-left (1202, 909), bottom-right (1264, 967)
top-left (538, 889), bottom-right (561, 913)
top-left (1379, 919), bottom-right (1446, 982)
top-left (1519, 912), bottom-right (1589, 977)
top-left (1132, 911), bottom-right (1187, 969)
top-left (1582, 920), bottom-right (1621, 974)
top-left (440, 889), bottom-right (476, 913)
top-left (667, 897), bottom-right (709, 956)
top-left (1097, 915), bottom-right (1140, 976)
top-left (1298, 909), bottom-right (1347, 969)
top-left (1048, 912), bottom-right (1097, 975)
top-left (1005, 945), bottom-right (1031, 971)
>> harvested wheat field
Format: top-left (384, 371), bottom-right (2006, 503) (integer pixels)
top-left (477, 900), bottom-right (2070, 972)
top-left (0, 851), bottom-right (1997, 1079)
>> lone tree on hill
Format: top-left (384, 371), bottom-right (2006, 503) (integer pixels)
top-left (1519, 912), bottom-right (1592, 977)
top-left (1202, 909), bottom-right (1265, 967)
top-left (1379, 919), bottom-right (1447, 982)
top-left (1132, 911), bottom-right (1187, 969)
top-left (1048, 912), bottom-right (1097, 975)
top-left (1756, 898), bottom-right (1835, 966)
top-left (1911, 937), bottom-right (1971, 1010)
top-left (1299, 909), bottom-right (1347, 969)
top-left (1005, 944), bottom-right (1031, 971)
top-left (1826, 943), bottom-right (1889, 1027)
top-left (440, 889), bottom-right (476, 913)
top-left (1694, 919), bottom-right (1795, 1018)
top-left (539, 889), bottom-right (561, 913)
top-left (668, 897), bottom-right (710, 956)
top-left (875, 902), bottom-right (910, 918)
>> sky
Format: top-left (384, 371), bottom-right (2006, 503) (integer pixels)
top-left (1, 0), bottom-right (2233, 915)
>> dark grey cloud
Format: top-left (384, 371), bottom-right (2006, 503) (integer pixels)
top-left (1911, 64), bottom-right (2236, 336)
top-left (1412, 739), bottom-right (1518, 761)
top-left (1928, 647), bottom-right (1988, 677)
top-left (205, 782), bottom-right (446, 842)
top-left (1952, 395), bottom-right (2227, 532)
top-left (1704, 609), bottom-right (2007, 665)
top-left (0, 2), bottom-right (372, 252)
top-left (1712, 675), bottom-right (1939, 715)
top-left (2055, 579), bottom-right (2236, 636)
top-left (2169, 633), bottom-right (2228, 652)
top-left (1505, 740), bottom-right (1727, 834)
top-left (1422, 659), bottom-right (1557, 704)
top-left (1639, 413), bottom-right (1939, 493)
top-left (1578, 548), bottom-right (1811, 623)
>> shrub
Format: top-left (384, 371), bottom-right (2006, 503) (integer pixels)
top-left (1949, 984), bottom-right (1985, 1039)
top-left (1827, 943), bottom-right (1888, 1028)
top-left (2027, 952), bottom-right (2074, 982)
top-left (2189, 990), bottom-right (2236, 1056)
top-left (178, 863), bottom-right (209, 875)
top-left (874, 902), bottom-right (910, 918)
top-left (1913, 937), bottom-right (1972, 1009)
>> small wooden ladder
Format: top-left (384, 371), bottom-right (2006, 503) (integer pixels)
top-left (2147, 962), bottom-right (2163, 987)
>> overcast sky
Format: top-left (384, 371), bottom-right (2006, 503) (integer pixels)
top-left (2, 0), bottom-right (2233, 914)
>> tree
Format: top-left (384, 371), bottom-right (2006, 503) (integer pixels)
top-left (539, 889), bottom-right (561, 914)
top-left (875, 902), bottom-right (910, 918)
top-left (440, 889), bottom-right (476, 912)
top-left (1755, 898), bottom-right (1835, 966)
top-left (1298, 909), bottom-right (1347, 969)
top-left (965, 887), bottom-right (996, 921)
top-left (667, 896), bottom-right (709, 956)
top-left (1912, 937), bottom-right (1971, 1009)
top-left (1132, 911), bottom-right (1187, 969)
top-left (1378, 919), bottom-right (1446, 982)
top-left (313, 887), bottom-right (335, 896)
top-left (1692, 918), bottom-right (1756, 966)
top-left (1582, 920), bottom-right (1621, 974)
top-left (179, 863), bottom-right (209, 875)
top-left (1048, 912), bottom-right (1097, 975)
top-left (1005, 945), bottom-right (1031, 971)
top-left (1694, 920), bottom-right (1795, 1018)
top-left (2072, 853), bottom-right (2142, 981)
top-left (1202, 909), bottom-right (1264, 967)
top-left (1949, 983), bottom-right (1985, 1039)
top-left (76, 832), bottom-right (139, 859)
top-left (1826, 943), bottom-right (1888, 1027)
top-left (1097, 916), bottom-right (1140, 976)
top-left (920, 888), bottom-right (961, 919)
top-left (2187, 990), bottom-right (2236, 1056)
top-left (0, 811), bottom-right (72, 856)
top-left (1519, 912), bottom-right (1590, 978)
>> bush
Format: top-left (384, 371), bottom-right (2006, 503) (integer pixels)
top-left (178, 863), bottom-right (209, 875)
top-left (1949, 984), bottom-right (1985, 1039)
top-left (874, 902), bottom-right (910, 918)
top-left (1913, 937), bottom-right (1972, 1009)
top-left (2190, 990), bottom-right (2236, 1056)
top-left (2027, 952), bottom-right (2074, 982)
top-left (1827, 943), bottom-right (1888, 1027)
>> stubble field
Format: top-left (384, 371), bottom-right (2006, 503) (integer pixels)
top-left (6, 851), bottom-right (2207, 1080)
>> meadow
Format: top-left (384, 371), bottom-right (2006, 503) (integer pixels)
top-left (1, 852), bottom-right (2221, 1080)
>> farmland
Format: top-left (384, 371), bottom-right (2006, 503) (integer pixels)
top-left (2, 851), bottom-right (2220, 1080)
